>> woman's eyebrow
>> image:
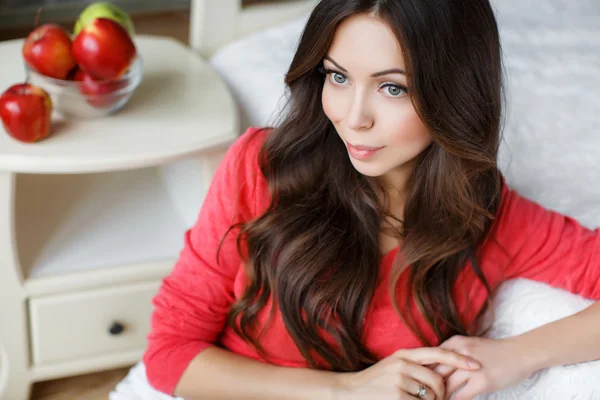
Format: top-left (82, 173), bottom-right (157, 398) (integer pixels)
top-left (324, 55), bottom-right (406, 77)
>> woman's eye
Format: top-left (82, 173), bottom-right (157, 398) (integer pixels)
top-left (318, 66), bottom-right (348, 86)
top-left (382, 84), bottom-right (407, 97)
top-left (330, 72), bottom-right (348, 85)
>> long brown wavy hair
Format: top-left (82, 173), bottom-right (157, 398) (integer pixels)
top-left (220, 0), bottom-right (506, 371)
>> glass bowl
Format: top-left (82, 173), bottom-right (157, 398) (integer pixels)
top-left (25, 57), bottom-right (143, 119)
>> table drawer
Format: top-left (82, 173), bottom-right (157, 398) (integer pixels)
top-left (29, 281), bottom-right (160, 365)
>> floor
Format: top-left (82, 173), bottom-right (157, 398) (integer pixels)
top-left (31, 367), bottom-right (132, 400)
top-left (1, 10), bottom-right (190, 400)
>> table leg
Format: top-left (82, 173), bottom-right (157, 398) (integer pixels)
top-left (0, 171), bottom-right (32, 400)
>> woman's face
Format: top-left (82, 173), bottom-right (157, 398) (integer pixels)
top-left (321, 13), bottom-right (433, 194)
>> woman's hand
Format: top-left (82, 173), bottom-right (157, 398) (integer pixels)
top-left (335, 347), bottom-right (481, 400)
top-left (432, 335), bottom-right (538, 400)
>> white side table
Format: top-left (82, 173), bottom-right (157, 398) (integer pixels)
top-left (0, 35), bottom-right (238, 400)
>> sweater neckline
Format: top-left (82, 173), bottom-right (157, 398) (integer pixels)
top-left (381, 245), bottom-right (400, 261)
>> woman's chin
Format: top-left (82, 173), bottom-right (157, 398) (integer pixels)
top-left (349, 159), bottom-right (388, 178)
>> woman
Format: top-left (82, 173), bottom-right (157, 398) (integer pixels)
top-left (143, 1), bottom-right (600, 399)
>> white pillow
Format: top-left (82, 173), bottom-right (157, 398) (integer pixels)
top-left (209, 15), bottom-right (309, 130)
top-left (491, 0), bottom-right (600, 22)
top-left (496, 12), bottom-right (600, 229)
top-left (478, 279), bottom-right (600, 399)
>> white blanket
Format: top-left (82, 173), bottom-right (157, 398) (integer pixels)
top-left (111, 1), bottom-right (600, 398)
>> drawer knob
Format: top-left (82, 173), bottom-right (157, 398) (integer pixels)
top-left (108, 321), bottom-right (125, 336)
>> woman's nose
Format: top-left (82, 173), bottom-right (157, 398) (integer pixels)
top-left (345, 95), bottom-right (374, 131)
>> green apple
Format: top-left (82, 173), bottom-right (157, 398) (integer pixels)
top-left (74, 2), bottom-right (135, 37)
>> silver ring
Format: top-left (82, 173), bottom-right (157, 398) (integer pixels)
top-left (416, 385), bottom-right (428, 398)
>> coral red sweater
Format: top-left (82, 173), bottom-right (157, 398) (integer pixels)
top-left (143, 127), bottom-right (600, 395)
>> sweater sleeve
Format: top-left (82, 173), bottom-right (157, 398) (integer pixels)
top-left (142, 127), bottom-right (265, 395)
top-left (494, 182), bottom-right (600, 300)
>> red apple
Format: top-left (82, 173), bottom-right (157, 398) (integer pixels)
top-left (74, 68), bottom-right (127, 107)
top-left (72, 18), bottom-right (136, 80)
top-left (0, 83), bottom-right (53, 143)
top-left (22, 24), bottom-right (77, 80)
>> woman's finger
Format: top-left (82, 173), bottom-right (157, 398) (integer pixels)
top-left (399, 360), bottom-right (446, 400)
top-left (444, 369), bottom-right (471, 400)
top-left (396, 376), bottom-right (435, 400)
top-left (452, 379), bottom-right (487, 400)
top-left (400, 389), bottom-right (435, 400)
top-left (396, 347), bottom-right (481, 371)
top-left (432, 363), bottom-right (457, 378)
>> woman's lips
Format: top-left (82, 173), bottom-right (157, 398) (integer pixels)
top-left (345, 141), bottom-right (385, 160)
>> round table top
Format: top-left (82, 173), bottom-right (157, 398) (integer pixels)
top-left (0, 35), bottom-right (238, 174)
